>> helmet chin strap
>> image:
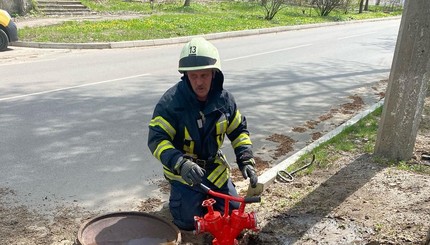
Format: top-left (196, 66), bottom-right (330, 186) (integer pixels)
top-left (210, 72), bottom-right (217, 93)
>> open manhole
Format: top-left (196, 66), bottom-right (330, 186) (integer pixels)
top-left (77, 211), bottom-right (181, 245)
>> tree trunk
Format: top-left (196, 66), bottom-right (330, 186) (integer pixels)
top-left (358, 0), bottom-right (364, 13)
top-left (364, 0), bottom-right (369, 11)
top-left (375, 0), bottom-right (380, 6)
top-left (374, 0), bottom-right (430, 161)
top-left (183, 0), bottom-right (191, 7)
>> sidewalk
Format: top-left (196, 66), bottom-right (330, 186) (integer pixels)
top-left (11, 15), bottom-right (401, 50)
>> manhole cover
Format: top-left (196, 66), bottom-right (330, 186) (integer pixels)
top-left (77, 211), bottom-right (181, 245)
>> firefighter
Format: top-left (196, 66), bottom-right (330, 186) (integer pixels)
top-left (148, 37), bottom-right (258, 231)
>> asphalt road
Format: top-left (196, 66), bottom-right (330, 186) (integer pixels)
top-left (0, 18), bottom-right (400, 215)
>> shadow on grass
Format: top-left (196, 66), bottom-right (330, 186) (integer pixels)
top-left (251, 153), bottom-right (386, 244)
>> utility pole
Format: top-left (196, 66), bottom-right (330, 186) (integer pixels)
top-left (374, 0), bottom-right (430, 161)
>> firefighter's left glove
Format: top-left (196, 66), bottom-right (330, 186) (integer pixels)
top-left (176, 158), bottom-right (205, 186)
top-left (240, 158), bottom-right (258, 188)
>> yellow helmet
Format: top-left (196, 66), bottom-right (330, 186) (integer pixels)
top-left (178, 37), bottom-right (221, 73)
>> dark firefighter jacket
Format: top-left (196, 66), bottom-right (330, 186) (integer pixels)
top-left (147, 71), bottom-right (253, 188)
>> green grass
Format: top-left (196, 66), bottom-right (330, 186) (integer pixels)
top-left (288, 106), bottom-right (430, 176)
top-left (18, 1), bottom-right (402, 43)
top-left (80, 0), bottom-right (153, 13)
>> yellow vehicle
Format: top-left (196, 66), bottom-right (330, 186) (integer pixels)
top-left (0, 9), bottom-right (18, 51)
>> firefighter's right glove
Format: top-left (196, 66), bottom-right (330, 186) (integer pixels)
top-left (240, 159), bottom-right (258, 188)
top-left (176, 158), bottom-right (205, 186)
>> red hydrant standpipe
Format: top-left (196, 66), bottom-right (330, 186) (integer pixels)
top-left (194, 183), bottom-right (261, 245)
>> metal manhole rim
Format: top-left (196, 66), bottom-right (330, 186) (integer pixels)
top-left (77, 211), bottom-right (181, 245)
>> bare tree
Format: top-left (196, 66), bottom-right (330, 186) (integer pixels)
top-left (262, 0), bottom-right (286, 20)
top-left (312, 0), bottom-right (343, 16)
top-left (341, 0), bottom-right (355, 14)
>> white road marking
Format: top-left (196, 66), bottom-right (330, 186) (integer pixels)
top-left (224, 44), bottom-right (313, 61)
top-left (0, 74), bottom-right (150, 102)
top-left (337, 32), bottom-right (377, 40)
top-left (0, 59), bottom-right (57, 67)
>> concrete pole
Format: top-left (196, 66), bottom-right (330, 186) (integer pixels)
top-left (374, 0), bottom-right (430, 161)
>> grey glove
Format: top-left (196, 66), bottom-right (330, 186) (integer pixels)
top-left (240, 159), bottom-right (258, 188)
top-left (176, 158), bottom-right (205, 186)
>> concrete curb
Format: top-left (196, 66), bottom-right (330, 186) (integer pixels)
top-left (247, 99), bottom-right (385, 196)
top-left (10, 16), bottom-right (401, 49)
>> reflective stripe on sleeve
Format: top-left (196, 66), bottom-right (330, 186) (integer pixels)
top-left (231, 133), bottom-right (252, 149)
top-left (149, 116), bottom-right (176, 140)
top-left (153, 140), bottom-right (175, 161)
top-left (163, 166), bottom-right (189, 185)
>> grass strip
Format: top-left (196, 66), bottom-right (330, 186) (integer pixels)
top-left (19, 2), bottom-right (402, 43)
top-left (289, 106), bottom-right (430, 176)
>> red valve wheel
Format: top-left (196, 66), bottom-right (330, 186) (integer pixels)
top-left (202, 198), bottom-right (216, 207)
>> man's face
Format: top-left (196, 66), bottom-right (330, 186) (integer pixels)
top-left (187, 69), bottom-right (213, 101)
